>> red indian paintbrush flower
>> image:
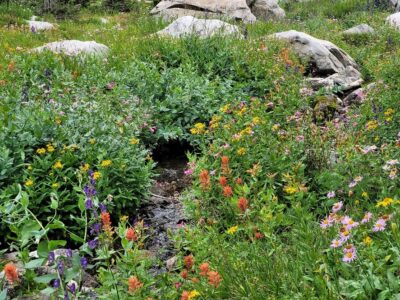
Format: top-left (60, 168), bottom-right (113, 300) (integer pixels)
top-left (181, 269), bottom-right (188, 279)
top-left (223, 186), bottom-right (233, 197)
top-left (184, 255), bottom-right (194, 269)
top-left (221, 156), bottom-right (230, 174)
top-left (199, 262), bottom-right (210, 276)
top-left (128, 276), bottom-right (143, 293)
top-left (4, 263), bottom-right (18, 284)
top-left (219, 176), bottom-right (228, 187)
top-left (126, 228), bottom-right (138, 241)
top-left (237, 197), bottom-right (248, 213)
top-left (199, 170), bottom-right (210, 189)
top-left (181, 291), bottom-right (190, 300)
top-left (208, 270), bottom-right (222, 288)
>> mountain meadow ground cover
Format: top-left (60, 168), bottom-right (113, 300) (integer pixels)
top-left (0, 0), bottom-right (400, 299)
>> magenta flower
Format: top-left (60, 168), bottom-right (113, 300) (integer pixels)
top-left (332, 201), bottom-right (343, 213)
top-left (327, 191), bottom-right (336, 198)
top-left (372, 219), bottom-right (386, 232)
top-left (342, 250), bottom-right (357, 263)
top-left (184, 169), bottom-right (193, 176)
top-left (361, 212), bottom-right (372, 224)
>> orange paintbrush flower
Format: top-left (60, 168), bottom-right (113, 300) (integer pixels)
top-left (126, 228), bottom-right (138, 241)
top-left (219, 176), bottom-right (228, 187)
top-left (237, 197), bottom-right (248, 213)
top-left (223, 186), bottom-right (233, 197)
top-left (184, 255), bottom-right (194, 269)
top-left (199, 170), bottom-right (210, 189)
top-left (128, 276), bottom-right (143, 293)
top-left (208, 270), bottom-right (222, 288)
top-left (199, 262), bottom-right (210, 276)
top-left (4, 263), bottom-right (18, 284)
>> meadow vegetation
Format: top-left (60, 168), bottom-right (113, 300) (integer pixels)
top-left (0, 0), bottom-right (399, 299)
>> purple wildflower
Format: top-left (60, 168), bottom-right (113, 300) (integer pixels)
top-left (52, 279), bottom-right (60, 288)
top-left (372, 219), bottom-right (386, 232)
top-left (330, 239), bottom-right (343, 248)
top-left (90, 223), bottom-right (101, 235)
top-left (48, 251), bottom-right (55, 265)
top-left (64, 292), bottom-right (70, 300)
top-left (361, 212), bottom-right (372, 224)
top-left (80, 257), bottom-right (88, 269)
top-left (342, 251), bottom-right (357, 263)
top-left (85, 199), bottom-right (92, 209)
top-left (332, 201), bottom-right (343, 213)
top-left (99, 203), bottom-right (107, 213)
top-left (57, 260), bottom-right (64, 275)
top-left (88, 239), bottom-right (98, 250)
top-left (68, 282), bottom-right (76, 294)
top-left (66, 249), bottom-right (73, 258)
top-left (327, 191), bottom-right (336, 198)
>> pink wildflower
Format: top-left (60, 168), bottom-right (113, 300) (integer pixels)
top-left (330, 239), bottom-right (343, 248)
top-left (372, 219), bottom-right (386, 232)
top-left (342, 250), bottom-right (357, 263)
top-left (184, 169), bottom-right (193, 176)
top-left (327, 191), bottom-right (336, 198)
top-left (320, 217), bottom-right (333, 229)
top-left (332, 201), bottom-right (343, 213)
top-left (361, 212), bottom-right (372, 224)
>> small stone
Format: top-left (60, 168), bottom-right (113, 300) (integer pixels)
top-left (343, 24), bottom-right (374, 36)
top-left (166, 256), bottom-right (178, 271)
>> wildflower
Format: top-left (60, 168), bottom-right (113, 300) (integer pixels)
top-left (330, 239), bottom-right (342, 248)
top-left (80, 163), bottom-right (90, 172)
top-left (181, 269), bottom-right (188, 279)
top-left (283, 185), bottom-right (297, 195)
top-left (199, 170), bottom-right (210, 189)
top-left (376, 197), bottom-right (394, 207)
top-left (208, 271), bottom-right (222, 288)
top-left (184, 169), bottom-right (193, 176)
top-left (51, 183), bottom-right (59, 189)
top-left (227, 226), bottom-right (238, 235)
top-left (237, 147), bottom-right (246, 156)
top-left (52, 278), bottom-right (61, 288)
top-left (90, 223), bottom-right (101, 236)
top-left (80, 257), bottom-right (88, 269)
top-left (67, 282), bottom-right (76, 294)
top-left (363, 236), bottom-right (372, 246)
top-left (4, 263), bottom-right (18, 284)
top-left (101, 212), bottom-right (111, 228)
top-left (332, 201), bottom-right (343, 213)
top-left (255, 232), bottom-right (264, 240)
top-left (362, 191), bottom-right (368, 198)
top-left (130, 138), bottom-right (139, 145)
top-left (191, 277), bottom-right (200, 283)
top-left (53, 161), bottom-right (63, 169)
top-left (342, 216), bottom-right (359, 230)
top-left (93, 171), bottom-right (101, 180)
top-left (220, 104), bottom-right (230, 113)
top-left (126, 228), bottom-right (138, 241)
top-left (88, 239), bottom-right (98, 249)
top-left (361, 145), bottom-right (377, 154)
top-left (354, 176), bottom-right (363, 182)
top-left (296, 135), bottom-right (305, 142)
top-left (25, 179), bottom-right (33, 187)
top-left (366, 120), bottom-right (378, 130)
top-left (190, 123), bottom-right (206, 135)
top-left (343, 244), bottom-right (356, 253)
top-left (384, 108), bottom-right (395, 116)
top-left (361, 212), bottom-right (373, 224)
top-left (223, 186), bottom-right (233, 197)
top-left (48, 252), bottom-right (55, 264)
top-left (199, 263), bottom-right (210, 276)
top-left (237, 197), bottom-right (248, 213)
top-left (235, 177), bottom-right (243, 185)
top-left (342, 251), bottom-right (357, 263)
top-left (339, 228), bottom-right (351, 242)
top-left (128, 276), bottom-right (143, 293)
top-left (57, 260), bottom-right (65, 275)
top-left (219, 176), bottom-right (228, 187)
top-left (100, 160), bottom-right (112, 167)
top-left (320, 217), bottom-right (333, 229)
top-left (389, 169), bottom-right (397, 180)
top-left (372, 219), bottom-right (386, 232)
top-left (89, 139), bottom-right (96, 145)
top-left (85, 199), bottom-right (92, 209)
top-left (349, 181), bottom-right (357, 188)
top-left (327, 191), bottom-right (336, 198)
top-left (184, 255), bottom-right (194, 269)
top-left (36, 148), bottom-right (46, 155)
top-left (221, 156), bottom-right (229, 174)
top-left (272, 124), bottom-right (280, 132)
top-left (66, 249), bottom-right (72, 258)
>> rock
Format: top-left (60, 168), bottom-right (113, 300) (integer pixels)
top-left (150, 0), bottom-right (256, 23)
top-left (387, 12), bottom-right (400, 30)
top-left (27, 20), bottom-right (55, 31)
top-left (342, 88), bottom-right (366, 106)
top-left (248, 0), bottom-right (285, 21)
top-left (270, 30), bottom-right (362, 91)
top-left (313, 95), bottom-right (342, 122)
top-left (389, 0), bottom-right (400, 12)
top-left (33, 40), bottom-right (109, 57)
top-left (155, 16), bottom-right (242, 38)
top-left (343, 24), bottom-right (374, 36)
top-left (166, 256), bottom-right (178, 271)
top-left (100, 17), bottom-right (109, 24)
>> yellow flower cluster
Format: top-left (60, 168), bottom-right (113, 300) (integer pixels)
top-left (47, 144), bottom-right (55, 153)
top-left (130, 138), bottom-right (140, 145)
top-left (376, 197), bottom-right (394, 207)
top-left (93, 171), bottom-right (101, 180)
top-left (188, 290), bottom-right (200, 299)
top-left (384, 108), bottom-right (395, 122)
top-left (25, 179), bottom-right (33, 187)
top-left (52, 183), bottom-right (59, 188)
top-left (53, 161), bottom-right (63, 169)
top-left (366, 120), bottom-right (378, 130)
top-left (36, 148), bottom-right (46, 155)
top-left (220, 104), bottom-right (230, 113)
top-left (227, 225), bottom-right (238, 234)
top-left (80, 163), bottom-right (90, 172)
top-left (237, 147), bottom-right (246, 156)
top-left (100, 160), bottom-right (112, 167)
top-left (190, 123), bottom-right (206, 135)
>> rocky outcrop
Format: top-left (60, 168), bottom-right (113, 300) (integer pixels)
top-left (155, 16), bottom-right (242, 38)
top-left (247, 0), bottom-right (285, 20)
top-left (33, 40), bottom-right (109, 57)
top-left (343, 24), bottom-right (374, 36)
top-left (270, 30), bottom-right (362, 91)
top-left (387, 12), bottom-right (400, 30)
top-left (27, 20), bottom-right (55, 31)
top-left (150, 0), bottom-right (256, 23)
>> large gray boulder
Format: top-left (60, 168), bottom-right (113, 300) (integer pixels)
top-left (155, 16), bottom-right (242, 38)
top-left (150, 0), bottom-right (256, 23)
top-left (343, 24), bottom-right (374, 36)
top-left (27, 20), bottom-right (55, 31)
top-left (387, 12), bottom-right (400, 29)
top-left (33, 40), bottom-right (109, 57)
top-left (389, 0), bottom-right (400, 12)
top-left (270, 30), bottom-right (362, 91)
top-left (247, 0), bottom-right (285, 20)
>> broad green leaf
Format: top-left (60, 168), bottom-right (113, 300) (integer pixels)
top-left (25, 258), bottom-right (45, 269)
top-left (37, 241), bottom-right (49, 258)
top-left (48, 240), bottom-right (66, 250)
top-left (0, 289), bottom-right (7, 300)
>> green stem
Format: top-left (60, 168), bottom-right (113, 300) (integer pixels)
top-left (26, 208), bottom-right (50, 242)
top-left (105, 247), bottom-right (120, 300)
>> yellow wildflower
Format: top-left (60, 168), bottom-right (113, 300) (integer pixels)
top-left (284, 185), bottom-right (297, 195)
top-left (89, 139), bottom-right (96, 145)
top-left (51, 183), bottom-right (59, 188)
top-left (120, 215), bottom-right (129, 222)
top-left (36, 148), bottom-right (46, 155)
top-left (384, 108), bottom-right (394, 116)
top-left (80, 163), bottom-right (90, 172)
top-left (236, 107), bottom-right (247, 116)
top-left (220, 104), bottom-right (230, 113)
top-left (366, 120), bottom-right (378, 130)
top-left (55, 117), bottom-right (62, 125)
top-left (227, 226), bottom-right (238, 235)
top-left (362, 191), bottom-right (368, 198)
top-left (100, 160), bottom-right (112, 167)
top-left (130, 138), bottom-right (140, 145)
top-left (46, 144), bottom-right (55, 153)
top-left (376, 197), bottom-right (394, 207)
top-left (25, 179), bottom-right (33, 187)
top-left (223, 124), bottom-right (231, 130)
top-left (237, 147), bottom-right (246, 156)
top-left (188, 290), bottom-right (200, 299)
top-left (272, 124), bottom-right (280, 132)
top-left (93, 171), bottom-right (101, 180)
top-left (27, 165), bottom-right (32, 171)
top-left (363, 236), bottom-right (372, 246)
top-left (53, 161), bottom-right (63, 169)
top-left (146, 155), bottom-right (153, 161)
top-left (252, 117), bottom-right (261, 125)
top-left (190, 123), bottom-right (206, 135)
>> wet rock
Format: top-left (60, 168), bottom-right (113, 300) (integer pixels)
top-left (155, 16), bottom-right (242, 38)
top-left (33, 40), bottom-right (109, 57)
top-left (151, 0), bottom-right (256, 23)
